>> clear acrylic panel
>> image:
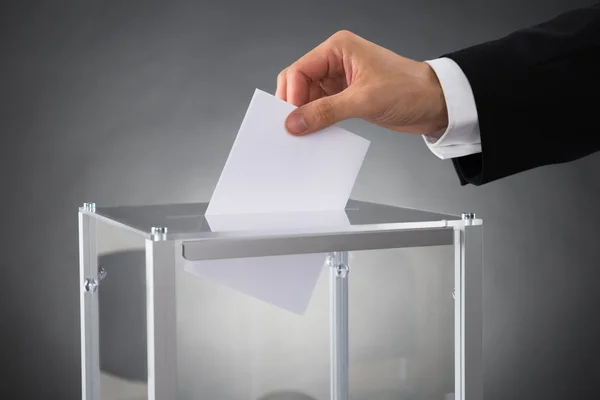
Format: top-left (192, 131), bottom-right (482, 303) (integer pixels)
top-left (175, 254), bottom-right (331, 400)
top-left (81, 202), bottom-right (483, 400)
top-left (91, 200), bottom-right (459, 241)
top-left (95, 217), bottom-right (149, 400)
top-left (173, 246), bottom-right (456, 400)
top-left (348, 246), bottom-right (455, 400)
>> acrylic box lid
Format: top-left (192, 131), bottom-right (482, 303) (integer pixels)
top-left (80, 200), bottom-right (480, 260)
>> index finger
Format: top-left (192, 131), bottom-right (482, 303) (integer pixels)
top-left (286, 43), bottom-right (338, 107)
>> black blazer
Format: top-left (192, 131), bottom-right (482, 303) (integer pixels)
top-left (443, 3), bottom-right (600, 186)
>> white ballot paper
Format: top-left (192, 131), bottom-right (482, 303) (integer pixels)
top-left (184, 88), bottom-right (370, 314)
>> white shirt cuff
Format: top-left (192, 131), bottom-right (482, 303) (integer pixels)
top-left (423, 57), bottom-right (482, 159)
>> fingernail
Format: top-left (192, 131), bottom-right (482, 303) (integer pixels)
top-left (286, 114), bottom-right (308, 135)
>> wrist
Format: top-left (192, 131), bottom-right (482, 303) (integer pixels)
top-left (420, 62), bottom-right (449, 135)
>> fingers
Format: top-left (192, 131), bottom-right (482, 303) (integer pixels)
top-left (285, 87), bottom-right (361, 135)
top-left (289, 42), bottom-right (335, 83)
top-left (276, 33), bottom-right (348, 105)
top-left (276, 69), bottom-right (288, 101)
top-left (276, 46), bottom-right (330, 105)
top-left (309, 82), bottom-right (325, 103)
top-left (276, 68), bottom-right (326, 105)
top-left (276, 30), bottom-right (363, 135)
top-left (277, 48), bottom-right (331, 106)
top-left (287, 67), bottom-right (311, 106)
top-left (319, 76), bottom-right (346, 96)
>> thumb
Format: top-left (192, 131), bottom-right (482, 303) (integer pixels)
top-left (285, 89), bottom-right (359, 135)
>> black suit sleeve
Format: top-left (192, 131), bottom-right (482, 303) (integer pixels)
top-left (443, 3), bottom-right (600, 186)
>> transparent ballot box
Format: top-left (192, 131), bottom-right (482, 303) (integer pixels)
top-left (78, 200), bottom-right (483, 400)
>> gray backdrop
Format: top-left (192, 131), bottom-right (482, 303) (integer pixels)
top-left (2, 0), bottom-right (600, 399)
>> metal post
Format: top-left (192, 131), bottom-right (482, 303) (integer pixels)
top-left (329, 251), bottom-right (350, 400)
top-left (145, 236), bottom-right (177, 400)
top-left (454, 214), bottom-right (483, 400)
top-left (79, 208), bottom-right (100, 400)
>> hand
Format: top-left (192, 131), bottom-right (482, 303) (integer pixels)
top-left (276, 30), bottom-right (448, 137)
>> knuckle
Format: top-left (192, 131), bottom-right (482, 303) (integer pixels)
top-left (330, 30), bottom-right (355, 43)
top-left (286, 65), bottom-right (297, 76)
top-left (286, 65), bottom-right (301, 80)
top-left (277, 68), bottom-right (287, 80)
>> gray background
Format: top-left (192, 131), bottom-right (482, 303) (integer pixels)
top-left (1, 0), bottom-right (599, 399)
